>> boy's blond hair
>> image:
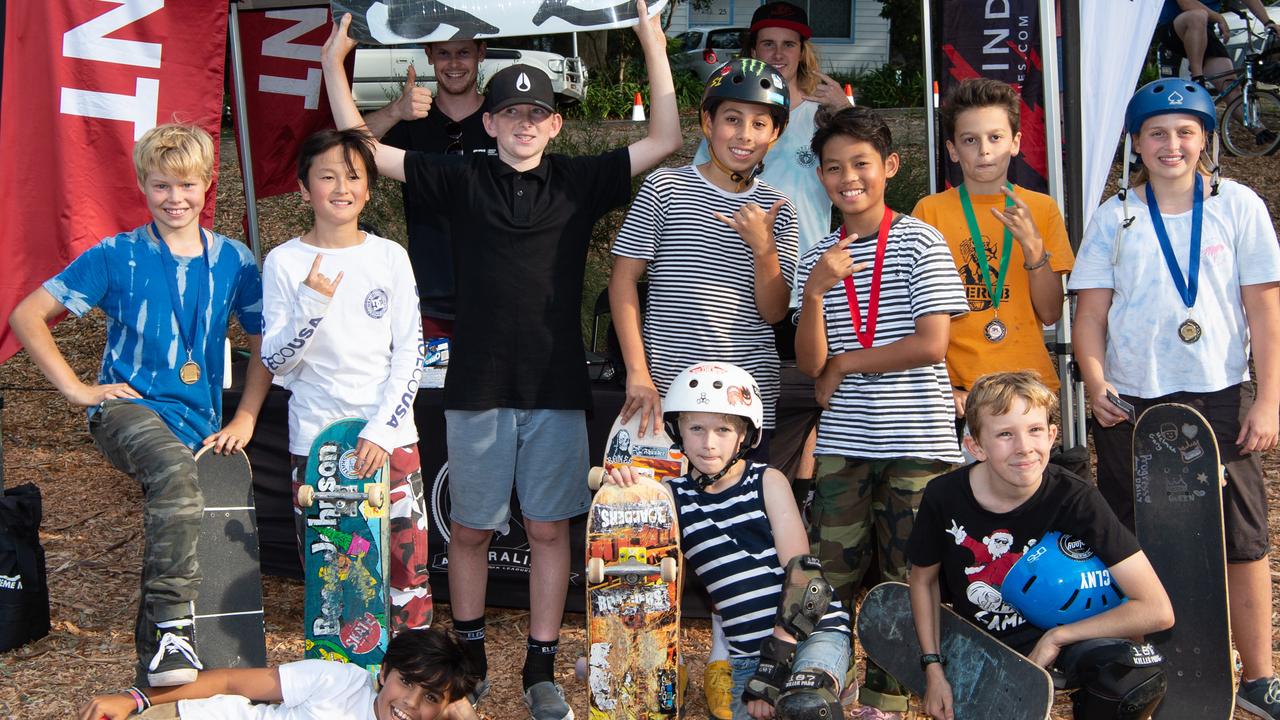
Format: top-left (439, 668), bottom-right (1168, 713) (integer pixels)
top-left (133, 123), bottom-right (215, 186)
top-left (965, 370), bottom-right (1057, 438)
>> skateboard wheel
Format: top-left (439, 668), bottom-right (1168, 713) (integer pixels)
top-left (297, 484), bottom-right (315, 508)
top-left (574, 655), bottom-right (588, 680)
top-left (587, 466), bottom-right (605, 491)
top-left (366, 484), bottom-right (386, 508)
top-left (587, 557), bottom-right (605, 585)
top-left (660, 556), bottom-right (678, 583)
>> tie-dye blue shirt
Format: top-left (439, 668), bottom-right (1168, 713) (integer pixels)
top-left (43, 226), bottom-right (263, 449)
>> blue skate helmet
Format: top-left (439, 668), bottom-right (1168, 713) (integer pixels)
top-left (1125, 78), bottom-right (1217, 135)
top-left (1001, 532), bottom-right (1127, 630)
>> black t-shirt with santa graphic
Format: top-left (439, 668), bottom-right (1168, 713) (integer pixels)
top-left (907, 463), bottom-right (1140, 654)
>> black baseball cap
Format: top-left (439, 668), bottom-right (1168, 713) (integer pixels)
top-left (486, 64), bottom-right (557, 113)
top-left (750, 2), bottom-right (813, 40)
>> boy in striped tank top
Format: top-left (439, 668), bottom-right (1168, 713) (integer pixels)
top-left (605, 363), bottom-right (850, 720)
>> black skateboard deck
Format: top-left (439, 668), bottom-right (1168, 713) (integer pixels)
top-left (192, 446), bottom-right (266, 669)
top-left (1133, 403), bottom-right (1233, 719)
top-left (858, 581), bottom-right (1053, 720)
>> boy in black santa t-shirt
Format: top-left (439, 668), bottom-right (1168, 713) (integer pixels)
top-left (906, 371), bottom-right (1174, 720)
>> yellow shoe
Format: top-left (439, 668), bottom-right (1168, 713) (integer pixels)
top-left (704, 659), bottom-right (733, 720)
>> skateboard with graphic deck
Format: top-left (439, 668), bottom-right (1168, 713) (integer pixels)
top-left (1133, 403), bottom-right (1233, 719)
top-left (581, 412), bottom-right (685, 719)
top-left (857, 581), bottom-right (1054, 720)
top-left (192, 445), bottom-right (266, 669)
top-left (298, 418), bottom-right (390, 675)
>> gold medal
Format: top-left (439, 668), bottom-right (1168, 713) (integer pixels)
top-left (179, 360), bottom-right (201, 385)
top-left (1178, 319), bottom-right (1202, 344)
top-left (984, 317), bottom-right (1008, 343)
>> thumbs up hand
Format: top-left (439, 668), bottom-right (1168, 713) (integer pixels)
top-left (392, 63), bottom-right (433, 123)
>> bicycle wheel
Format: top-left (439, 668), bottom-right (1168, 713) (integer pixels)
top-left (1219, 89), bottom-right (1280, 157)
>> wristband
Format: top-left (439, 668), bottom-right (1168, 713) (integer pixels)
top-left (1023, 250), bottom-right (1051, 271)
top-left (920, 653), bottom-right (947, 671)
top-left (126, 686), bottom-right (151, 714)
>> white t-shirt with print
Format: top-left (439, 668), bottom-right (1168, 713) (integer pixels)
top-left (175, 660), bottom-right (376, 720)
top-left (261, 234), bottom-right (424, 454)
top-left (1068, 179), bottom-right (1280, 398)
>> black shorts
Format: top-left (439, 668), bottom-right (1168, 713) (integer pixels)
top-left (1092, 383), bottom-right (1270, 562)
top-left (1154, 21), bottom-right (1230, 63)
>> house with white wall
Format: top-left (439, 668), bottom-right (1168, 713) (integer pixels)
top-left (665, 0), bottom-right (890, 74)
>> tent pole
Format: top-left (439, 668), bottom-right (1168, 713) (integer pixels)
top-left (228, 1), bottom-right (263, 266)
top-left (920, 0), bottom-right (937, 194)
top-left (1062, 0), bottom-right (1087, 448)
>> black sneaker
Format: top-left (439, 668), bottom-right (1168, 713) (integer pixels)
top-left (1238, 676), bottom-right (1280, 720)
top-left (147, 618), bottom-right (203, 687)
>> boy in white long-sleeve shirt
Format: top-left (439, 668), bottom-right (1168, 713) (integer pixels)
top-left (261, 128), bottom-right (432, 634)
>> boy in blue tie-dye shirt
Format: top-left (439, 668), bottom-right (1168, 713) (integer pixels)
top-left (9, 123), bottom-right (272, 688)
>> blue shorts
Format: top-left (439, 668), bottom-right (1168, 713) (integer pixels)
top-left (445, 408), bottom-right (591, 531)
top-left (729, 630), bottom-right (851, 720)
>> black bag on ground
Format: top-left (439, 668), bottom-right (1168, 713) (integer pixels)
top-left (0, 483), bottom-right (50, 651)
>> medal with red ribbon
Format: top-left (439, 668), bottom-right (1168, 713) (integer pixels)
top-left (841, 206), bottom-right (893, 368)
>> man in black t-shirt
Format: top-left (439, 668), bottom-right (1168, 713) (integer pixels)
top-left (906, 371), bottom-right (1173, 720)
top-left (364, 38), bottom-right (497, 338)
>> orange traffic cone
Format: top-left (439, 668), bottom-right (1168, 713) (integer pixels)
top-left (844, 83), bottom-right (855, 107)
top-left (631, 92), bottom-right (646, 122)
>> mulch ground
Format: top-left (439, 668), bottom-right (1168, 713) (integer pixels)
top-left (0, 115), bottom-right (1276, 718)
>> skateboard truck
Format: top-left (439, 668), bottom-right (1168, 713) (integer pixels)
top-left (296, 484), bottom-right (387, 516)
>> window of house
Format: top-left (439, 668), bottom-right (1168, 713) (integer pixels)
top-left (798, 1), bottom-right (854, 41)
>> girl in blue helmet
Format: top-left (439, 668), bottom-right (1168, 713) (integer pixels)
top-left (906, 371), bottom-right (1174, 720)
top-left (1070, 78), bottom-right (1280, 719)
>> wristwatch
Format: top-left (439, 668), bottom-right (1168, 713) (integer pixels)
top-left (920, 653), bottom-right (947, 671)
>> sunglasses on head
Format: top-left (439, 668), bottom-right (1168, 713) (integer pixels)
top-left (446, 121), bottom-right (463, 155)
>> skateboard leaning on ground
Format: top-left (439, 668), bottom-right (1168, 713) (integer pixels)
top-left (857, 581), bottom-right (1054, 720)
top-left (1133, 403), bottom-right (1234, 720)
top-left (298, 417), bottom-right (390, 675)
top-left (192, 445), bottom-right (266, 669)
top-left (580, 412), bottom-right (686, 719)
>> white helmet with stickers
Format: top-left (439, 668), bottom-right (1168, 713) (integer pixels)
top-left (662, 362), bottom-right (763, 450)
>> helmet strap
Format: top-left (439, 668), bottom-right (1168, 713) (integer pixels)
top-left (692, 446), bottom-right (751, 491)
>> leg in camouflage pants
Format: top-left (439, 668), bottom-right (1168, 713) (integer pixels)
top-left (808, 454), bottom-right (954, 712)
top-left (89, 400), bottom-right (203, 685)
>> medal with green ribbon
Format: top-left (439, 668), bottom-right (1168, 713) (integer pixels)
top-left (958, 183), bottom-right (1014, 343)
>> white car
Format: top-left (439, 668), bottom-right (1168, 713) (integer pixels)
top-left (668, 26), bottom-right (746, 81)
top-left (352, 46), bottom-right (587, 110)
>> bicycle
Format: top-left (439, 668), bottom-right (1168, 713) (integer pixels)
top-left (1206, 21), bottom-right (1279, 157)
top-left (1154, 9), bottom-right (1280, 157)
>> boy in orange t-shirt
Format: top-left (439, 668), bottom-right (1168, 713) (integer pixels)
top-left (912, 78), bottom-right (1074, 418)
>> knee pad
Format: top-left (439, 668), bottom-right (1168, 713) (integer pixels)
top-left (777, 555), bottom-right (832, 641)
top-left (1061, 640), bottom-right (1167, 720)
top-left (775, 670), bottom-right (841, 720)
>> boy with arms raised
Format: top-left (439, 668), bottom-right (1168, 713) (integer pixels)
top-left (260, 128), bottom-right (432, 633)
top-left (605, 362), bottom-right (850, 720)
top-left (9, 124), bottom-right (271, 688)
top-left (794, 107), bottom-right (967, 718)
top-left (907, 371), bottom-right (1174, 720)
top-left (79, 627), bottom-right (479, 720)
top-left (320, 4), bottom-right (681, 717)
top-left (911, 78), bottom-right (1074, 419)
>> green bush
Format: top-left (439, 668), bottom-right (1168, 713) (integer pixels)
top-left (848, 64), bottom-right (925, 109)
top-left (565, 64), bottom-right (705, 120)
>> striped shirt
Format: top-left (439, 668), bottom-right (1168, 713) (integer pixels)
top-left (796, 216), bottom-right (967, 462)
top-left (669, 462), bottom-right (849, 657)
top-left (612, 165), bottom-right (799, 428)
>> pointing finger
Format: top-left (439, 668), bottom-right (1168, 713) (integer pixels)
top-left (988, 206), bottom-right (1016, 227)
top-left (309, 253), bottom-right (324, 277)
top-left (835, 232), bottom-right (856, 248)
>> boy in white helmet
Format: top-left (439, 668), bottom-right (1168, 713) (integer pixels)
top-left (605, 361), bottom-right (849, 720)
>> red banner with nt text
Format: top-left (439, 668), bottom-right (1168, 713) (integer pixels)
top-left (232, 6), bottom-right (347, 202)
top-left (0, 0), bottom-right (227, 363)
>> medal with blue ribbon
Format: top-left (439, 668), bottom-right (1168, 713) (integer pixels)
top-left (151, 223), bottom-right (211, 383)
top-left (1143, 175), bottom-right (1203, 344)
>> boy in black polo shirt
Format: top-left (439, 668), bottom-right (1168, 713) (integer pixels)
top-left (320, 4), bottom-right (681, 718)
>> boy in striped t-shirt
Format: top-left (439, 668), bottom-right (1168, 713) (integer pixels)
top-left (794, 107), bottom-right (968, 718)
top-left (605, 363), bottom-right (850, 720)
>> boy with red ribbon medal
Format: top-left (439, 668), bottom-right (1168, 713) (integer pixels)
top-left (8, 124), bottom-right (272, 688)
top-left (911, 78), bottom-right (1075, 422)
top-left (1070, 79), bottom-right (1280, 719)
top-left (794, 108), bottom-right (967, 718)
